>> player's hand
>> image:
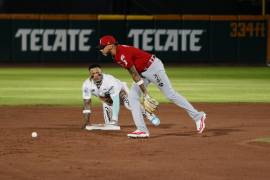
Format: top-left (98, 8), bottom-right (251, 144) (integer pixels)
top-left (81, 115), bottom-right (90, 129)
top-left (143, 94), bottom-right (159, 113)
top-left (81, 122), bottom-right (88, 129)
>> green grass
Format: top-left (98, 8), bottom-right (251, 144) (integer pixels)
top-left (252, 137), bottom-right (270, 143)
top-left (0, 66), bottom-right (270, 105)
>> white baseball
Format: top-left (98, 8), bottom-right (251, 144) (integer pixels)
top-left (31, 132), bottom-right (38, 138)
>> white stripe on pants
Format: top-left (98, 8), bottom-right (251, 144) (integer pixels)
top-left (102, 103), bottom-right (112, 124)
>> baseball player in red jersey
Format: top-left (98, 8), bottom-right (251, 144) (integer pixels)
top-left (98, 35), bottom-right (206, 138)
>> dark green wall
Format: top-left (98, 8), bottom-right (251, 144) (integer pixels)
top-left (0, 17), bottom-right (267, 64)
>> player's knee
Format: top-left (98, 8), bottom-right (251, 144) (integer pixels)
top-left (165, 91), bottom-right (177, 102)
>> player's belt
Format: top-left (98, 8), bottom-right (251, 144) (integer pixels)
top-left (142, 55), bottom-right (155, 72)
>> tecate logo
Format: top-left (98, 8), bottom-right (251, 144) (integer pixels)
top-left (128, 29), bottom-right (205, 52)
top-left (15, 29), bottom-right (94, 52)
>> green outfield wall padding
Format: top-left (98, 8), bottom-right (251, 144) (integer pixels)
top-left (0, 14), bottom-right (267, 64)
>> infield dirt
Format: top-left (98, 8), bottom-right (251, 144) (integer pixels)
top-left (0, 103), bottom-right (269, 180)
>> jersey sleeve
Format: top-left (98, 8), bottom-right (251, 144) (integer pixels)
top-left (82, 81), bottom-right (92, 100)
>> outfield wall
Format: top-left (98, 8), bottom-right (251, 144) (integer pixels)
top-left (0, 14), bottom-right (268, 64)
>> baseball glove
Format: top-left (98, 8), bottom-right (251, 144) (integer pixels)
top-left (143, 94), bottom-right (159, 113)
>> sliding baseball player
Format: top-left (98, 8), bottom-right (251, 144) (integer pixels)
top-left (81, 64), bottom-right (160, 130)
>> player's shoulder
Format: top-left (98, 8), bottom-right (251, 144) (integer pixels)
top-left (103, 74), bottom-right (122, 86)
top-left (118, 44), bottom-right (134, 51)
top-left (120, 44), bottom-right (141, 54)
top-left (103, 73), bottom-right (117, 81)
top-left (120, 44), bottom-right (132, 48)
top-left (83, 78), bottom-right (90, 84)
top-left (82, 78), bottom-right (93, 87)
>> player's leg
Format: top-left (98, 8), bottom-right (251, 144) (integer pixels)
top-left (128, 80), bottom-right (151, 136)
top-left (142, 58), bottom-right (206, 132)
top-left (120, 83), bottom-right (131, 111)
top-left (120, 83), bottom-right (160, 126)
top-left (140, 105), bottom-right (160, 126)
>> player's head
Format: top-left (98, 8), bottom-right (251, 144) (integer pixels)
top-left (88, 64), bottom-right (103, 83)
top-left (98, 35), bottom-right (118, 56)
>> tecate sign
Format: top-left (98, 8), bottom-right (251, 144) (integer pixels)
top-left (128, 29), bottom-right (205, 52)
top-left (15, 29), bottom-right (94, 52)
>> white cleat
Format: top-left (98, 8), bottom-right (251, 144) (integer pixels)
top-left (196, 113), bottom-right (206, 133)
top-left (127, 130), bottom-right (150, 138)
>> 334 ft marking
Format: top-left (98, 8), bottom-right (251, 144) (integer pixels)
top-left (230, 22), bottom-right (265, 38)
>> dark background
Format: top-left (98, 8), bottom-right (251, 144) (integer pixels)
top-left (0, 0), bottom-right (268, 64)
top-left (0, 0), bottom-right (268, 15)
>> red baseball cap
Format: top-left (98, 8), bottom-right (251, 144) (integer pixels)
top-left (98, 35), bottom-right (117, 49)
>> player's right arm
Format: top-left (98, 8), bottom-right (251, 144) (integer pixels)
top-left (82, 99), bottom-right (91, 129)
top-left (82, 80), bottom-right (92, 129)
top-left (127, 65), bottom-right (148, 95)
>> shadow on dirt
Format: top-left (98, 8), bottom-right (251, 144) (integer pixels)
top-left (151, 128), bottom-right (241, 138)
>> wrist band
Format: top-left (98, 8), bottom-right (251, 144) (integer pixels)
top-left (83, 109), bottom-right (91, 114)
top-left (136, 79), bottom-right (144, 86)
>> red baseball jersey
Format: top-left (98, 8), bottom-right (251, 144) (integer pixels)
top-left (114, 45), bottom-right (152, 73)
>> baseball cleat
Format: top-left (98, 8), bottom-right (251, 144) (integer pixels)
top-left (127, 130), bottom-right (149, 138)
top-left (196, 113), bottom-right (206, 133)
